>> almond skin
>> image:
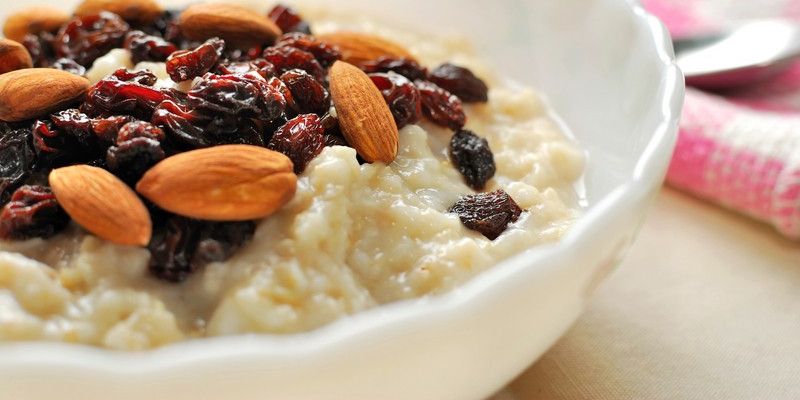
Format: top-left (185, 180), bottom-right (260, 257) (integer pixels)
top-left (329, 61), bottom-right (399, 163)
top-left (50, 165), bottom-right (152, 246)
top-left (0, 39), bottom-right (32, 74)
top-left (75, 0), bottom-right (163, 25)
top-left (318, 32), bottom-right (416, 65)
top-left (2, 6), bottom-right (70, 42)
top-left (136, 145), bottom-right (298, 221)
top-left (178, 3), bottom-right (282, 47)
top-left (0, 68), bottom-right (89, 122)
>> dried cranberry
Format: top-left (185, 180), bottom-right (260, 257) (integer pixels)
top-left (215, 59), bottom-right (276, 79)
top-left (91, 115), bottom-right (134, 143)
top-left (22, 32), bottom-right (56, 67)
top-left (428, 63), bottom-right (489, 103)
top-left (362, 57), bottom-right (428, 81)
top-left (166, 37), bottom-right (225, 82)
top-left (148, 216), bottom-right (256, 283)
top-left (449, 190), bottom-right (522, 240)
top-left (280, 69), bottom-right (330, 115)
top-left (188, 72), bottom-right (286, 121)
top-left (268, 114), bottom-right (326, 173)
top-left (263, 45), bottom-right (325, 82)
top-left (51, 58), bottom-right (86, 76)
top-left (449, 130), bottom-right (496, 190)
top-left (110, 68), bottom-right (159, 86)
top-left (275, 33), bottom-right (340, 68)
top-left (268, 4), bottom-right (312, 35)
top-left (107, 137), bottom-right (165, 184)
top-left (116, 121), bottom-right (165, 143)
top-left (0, 124), bottom-right (35, 205)
top-left (369, 72), bottom-right (421, 129)
top-left (82, 71), bottom-right (173, 119)
top-left (0, 185), bottom-right (69, 240)
top-left (124, 30), bottom-right (178, 64)
top-left (415, 80), bottom-right (466, 130)
top-left (54, 12), bottom-right (130, 67)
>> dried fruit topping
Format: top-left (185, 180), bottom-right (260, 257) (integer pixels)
top-left (110, 68), bottom-right (158, 86)
top-left (369, 72), bottom-right (421, 129)
top-left (49, 164), bottom-right (152, 246)
top-left (82, 69), bottom-right (173, 119)
top-left (429, 63), bottom-right (489, 103)
top-left (136, 145), bottom-right (298, 221)
top-left (22, 32), bottom-right (56, 68)
top-left (187, 72), bottom-right (285, 121)
top-left (53, 12), bottom-right (130, 67)
top-left (362, 57), bottom-right (427, 81)
top-left (275, 32), bottom-right (340, 68)
top-left (0, 185), bottom-right (69, 240)
top-left (124, 30), bottom-right (177, 64)
top-left (449, 129), bottom-right (496, 190)
top-left (34, 110), bottom-right (110, 167)
top-left (166, 37), bottom-right (224, 82)
top-left (0, 68), bottom-right (90, 122)
top-left (152, 99), bottom-right (265, 149)
top-left (91, 115), bottom-right (133, 143)
top-left (52, 58), bottom-right (87, 76)
top-left (215, 59), bottom-right (276, 79)
top-left (263, 45), bottom-right (325, 82)
top-left (449, 190), bottom-right (522, 240)
top-left (116, 120), bottom-right (165, 143)
top-left (148, 216), bottom-right (255, 282)
top-left (0, 38), bottom-right (33, 75)
top-left (0, 124), bottom-right (36, 205)
top-left (280, 69), bottom-right (330, 115)
top-left (268, 4), bottom-right (311, 35)
top-left (415, 80), bottom-right (466, 130)
top-left (3, 6), bottom-right (71, 43)
top-left (267, 114), bottom-right (326, 173)
top-left (107, 137), bottom-right (165, 184)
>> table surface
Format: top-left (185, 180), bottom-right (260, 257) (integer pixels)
top-left (492, 188), bottom-right (800, 400)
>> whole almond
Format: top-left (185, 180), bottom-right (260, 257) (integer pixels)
top-left (136, 145), bottom-right (297, 221)
top-left (0, 39), bottom-right (32, 74)
top-left (3, 6), bottom-right (70, 42)
top-left (74, 0), bottom-right (163, 25)
top-left (50, 165), bottom-right (152, 246)
top-left (329, 61), bottom-right (399, 163)
top-left (0, 68), bottom-right (89, 122)
top-left (318, 32), bottom-right (416, 65)
top-left (178, 3), bottom-right (282, 47)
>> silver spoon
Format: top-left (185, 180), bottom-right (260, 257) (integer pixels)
top-left (674, 19), bottom-right (800, 89)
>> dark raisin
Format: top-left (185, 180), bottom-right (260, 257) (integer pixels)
top-left (275, 33), bottom-right (340, 68)
top-left (110, 68), bottom-right (159, 85)
top-left (280, 69), bottom-right (330, 115)
top-left (152, 100), bottom-right (266, 149)
top-left (51, 58), bottom-right (87, 76)
top-left (449, 190), bottom-right (522, 240)
top-left (82, 70), bottom-right (174, 119)
top-left (141, 10), bottom-right (181, 37)
top-left (449, 130), bottom-right (496, 190)
top-left (54, 12), bottom-right (130, 67)
top-left (263, 45), bottom-right (325, 82)
top-left (124, 30), bottom-right (178, 64)
top-left (91, 115), bottom-right (134, 143)
top-left (22, 32), bottom-right (56, 68)
top-left (0, 185), bottom-right (69, 240)
top-left (369, 72), bottom-right (421, 129)
top-left (0, 124), bottom-right (35, 205)
top-left (148, 216), bottom-right (255, 283)
top-left (415, 80), bottom-right (466, 130)
top-left (222, 45), bottom-right (264, 62)
top-left (187, 72), bottom-right (286, 121)
top-left (166, 37), bottom-right (225, 82)
top-left (362, 57), bottom-right (428, 81)
top-left (267, 114), bottom-right (326, 173)
top-left (428, 63), bottom-right (489, 103)
top-left (107, 137), bottom-right (165, 184)
top-left (268, 4), bottom-right (312, 35)
top-left (215, 59), bottom-right (276, 79)
top-left (116, 121), bottom-right (165, 143)
top-left (34, 110), bottom-right (106, 166)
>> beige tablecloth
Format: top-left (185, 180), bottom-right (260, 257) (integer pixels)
top-left (495, 188), bottom-right (800, 400)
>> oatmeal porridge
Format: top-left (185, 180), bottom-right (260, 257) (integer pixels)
top-left (0, 1), bottom-right (584, 349)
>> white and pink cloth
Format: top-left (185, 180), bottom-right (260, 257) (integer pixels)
top-left (644, 0), bottom-right (800, 238)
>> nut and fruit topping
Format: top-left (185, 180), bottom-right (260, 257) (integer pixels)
top-left (0, 2), bottom-right (509, 284)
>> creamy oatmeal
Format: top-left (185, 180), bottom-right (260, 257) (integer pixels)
top-left (0, 2), bottom-right (583, 349)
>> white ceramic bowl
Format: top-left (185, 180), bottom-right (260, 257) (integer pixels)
top-left (0, 0), bottom-right (683, 399)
